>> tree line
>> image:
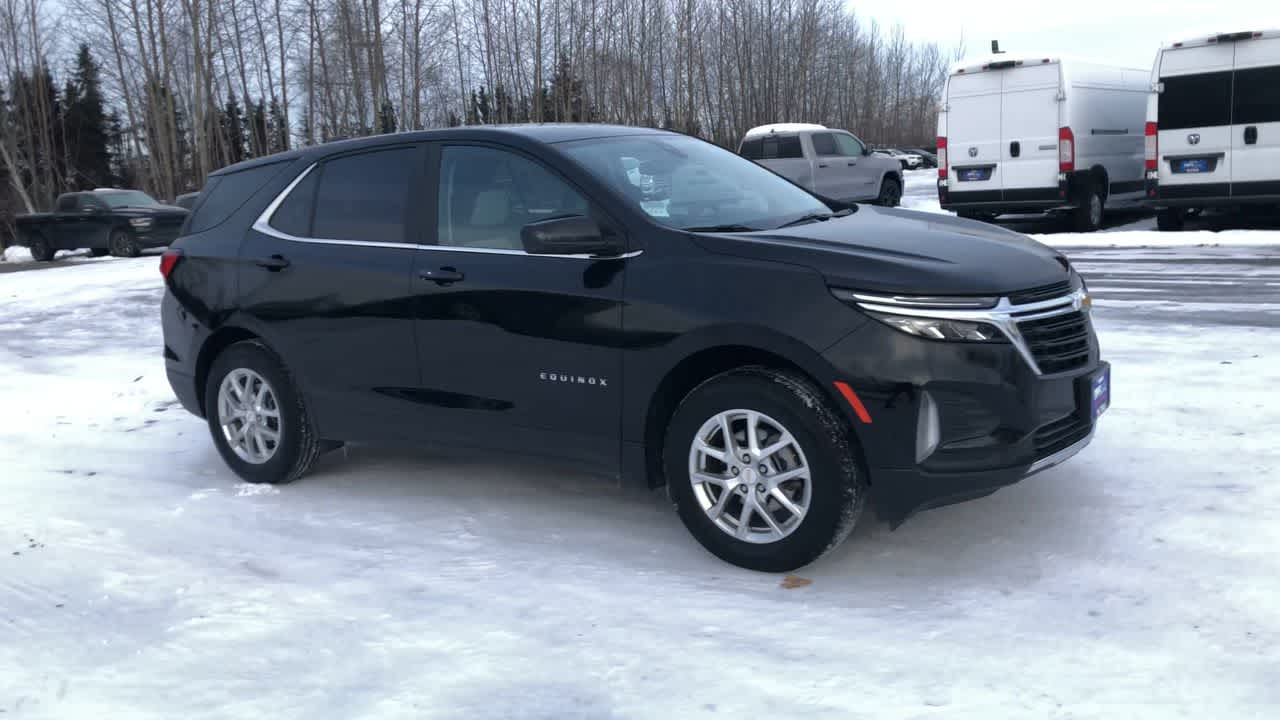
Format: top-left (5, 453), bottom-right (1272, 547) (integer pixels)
top-left (1, 0), bottom-right (957, 245)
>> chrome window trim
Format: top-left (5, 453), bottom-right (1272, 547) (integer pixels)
top-left (845, 288), bottom-right (1090, 376)
top-left (252, 162), bottom-right (642, 261)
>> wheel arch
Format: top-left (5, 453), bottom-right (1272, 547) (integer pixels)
top-left (1088, 164), bottom-right (1109, 200)
top-left (194, 325), bottom-right (268, 416)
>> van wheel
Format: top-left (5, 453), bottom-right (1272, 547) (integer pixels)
top-left (205, 340), bottom-right (322, 485)
top-left (1073, 190), bottom-right (1104, 232)
top-left (109, 230), bottom-right (140, 258)
top-left (663, 367), bottom-right (866, 572)
top-left (876, 177), bottom-right (901, 207)
top-left (27, 234), bottom-right (55, 262)
top-left (1156, 208), bottom-right (1186, 232)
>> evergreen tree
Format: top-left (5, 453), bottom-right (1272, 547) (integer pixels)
top-left (377, 100), bottom-right (396, 134)
top-left (249, 98), bottom-right (268, 158)
top-left (62, 44), bottom-right (112, 189)
top-left (547, 54), bottom-right (590, 122)
top-left (268, 97), bottom-right (288, 153)
top-left (220, 93), bottom-right (247, 164)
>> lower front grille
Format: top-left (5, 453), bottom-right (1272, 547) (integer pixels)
top-left (1017, 310), bottom-right (1091, 374)
top-left (1034, 414), bottom-right (1090, 458)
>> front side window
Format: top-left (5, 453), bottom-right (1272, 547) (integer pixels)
top-left (55, 195), bottom-right (77, 212)
top-left (311, 147), bottom-right (416, 243)
top-left (78, 195), bottom-right (107, 211)
top-left (97, 190), bottom-right (159, 209)
top-left (437, 145), bottom-right (588, 250)
top-left (835, 133), bottom-right (865, 156)
top-left (811, 133), bottom-right (839, 156)
top-left (563, 134), bottom-right (830, 231)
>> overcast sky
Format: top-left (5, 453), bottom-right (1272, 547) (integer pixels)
top-left (856, 0), bottom-right (1280, 69)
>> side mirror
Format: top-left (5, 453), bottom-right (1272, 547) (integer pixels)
top-left (521, 215), bottom-right (624, 257)
top-left (862, 146), bottom-right (871, 156)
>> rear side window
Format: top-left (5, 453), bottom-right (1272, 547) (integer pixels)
top-left (311, 147), bottom-right (416, 243)
top-left (740, 135), bottom-right (803, 160)
top-left (269, 169), bottom-right (319, 237)
top-left (811, 133), bottom-right (838, 156)
top-left (1159, 72), bottom-right (1232, 130)
top-left (188, 161), bottom-right (287, 234)
top-left (1232, 65), bottom-right (1280, 125)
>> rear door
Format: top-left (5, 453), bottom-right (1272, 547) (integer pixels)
top-left (1230, 35), bottom-right (1280, 197)
top-left (1000, 63), bottom-right (1062, 194)
top-left (739, 134), bottom-right (811, 189)
top-left (1156, 43), bottom-right (1235, 194)
top-left (945, 71), bottom-right (1003, 197)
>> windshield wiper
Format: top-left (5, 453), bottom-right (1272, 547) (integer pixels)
top-left (776, 207), bottom-right (855, 229)
top-left (683, 223), bottom-right (759, 233)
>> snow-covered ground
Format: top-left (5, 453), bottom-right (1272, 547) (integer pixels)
top-left (2, 232), bottom-right (1279, 717)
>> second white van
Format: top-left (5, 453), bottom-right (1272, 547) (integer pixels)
top-left (936, 55), bottom-right (1149, 231)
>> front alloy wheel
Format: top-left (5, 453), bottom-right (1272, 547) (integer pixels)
top-left (689, 410), bottom-right (811, 543)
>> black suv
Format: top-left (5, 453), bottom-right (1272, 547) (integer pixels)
top-left (161, 125), bottom-right (1109, 571)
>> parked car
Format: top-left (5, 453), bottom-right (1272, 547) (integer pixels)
top-left (15, 189), bottom-right (189, 261)
top-left (1145, 29), bottom-right (1280, 230)
top-left (873, 148), bottom-right (923, 170)
top-left (936, 55), bottom-right (1149, 231)
top-left (161, 125), bottom-right (1108, 572)
top-left (905, 148), bottom-right (939, 168)
top-left (738, 123), bottom-right (903, 206)
top-left (175, 191), bottom-right (201, 210)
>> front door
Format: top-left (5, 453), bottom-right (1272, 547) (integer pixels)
top-left (833, 132), bottom-right (876, 199)
top-left (410, 142), bottom-right (626, 470)
top-left (238, 146), bottom-right (425, 444)
top-left (75, 194), bottom-right (113, 248)
top-left (809, 132), bottom-right (858, 201)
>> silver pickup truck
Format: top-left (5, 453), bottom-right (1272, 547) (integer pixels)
top-left (738, 124), bottom-right (903, 207)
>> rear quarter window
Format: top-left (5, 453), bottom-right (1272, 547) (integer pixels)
top-left (739, 135), bottom-right (803, 160)
top-left (187, 160), bottom-right (289, 234)
top-left (1159, 71), bottom-right (1232, 130)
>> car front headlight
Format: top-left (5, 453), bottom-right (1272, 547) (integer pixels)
top-left (830, 288), bottom-right (1008, 342)
top-left (129, 217), bottom-right (153, 229)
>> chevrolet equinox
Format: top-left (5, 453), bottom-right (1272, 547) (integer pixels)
top-left (161, 125), bottom-right (1110, 572)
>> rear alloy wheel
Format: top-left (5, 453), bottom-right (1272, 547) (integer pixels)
top-left (27, 234), bottom-right (55, 262)
top-left (1156, 208), bottom-right (1186, 232)
top-left (109, 230), bottom-right (140, 258)
top-left (1073, 189), bottom-right (1104, 232)
top-left (876, 177), bottom-right (902, 207)
top-left (664, 367), bottom-right (865, 572)
top-left (205, 340), bottom-right (322, 484)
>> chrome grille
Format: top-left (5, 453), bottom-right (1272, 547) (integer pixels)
top-left (1009, 280), bottom-right (1071, 305)
top-left (1017, 310), bottom-right (1091, 374)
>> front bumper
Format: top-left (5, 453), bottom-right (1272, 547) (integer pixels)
top-left (822, 315), bottom-right (1105, 526)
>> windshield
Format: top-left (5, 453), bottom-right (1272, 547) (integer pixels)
top-left (560, 135), bottom-right (830, 231)
top-left (98, 190), bottom-right (160, 208)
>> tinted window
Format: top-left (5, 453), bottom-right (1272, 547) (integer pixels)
top-left (312, 147), bottom-right (416, 243)
top-left (739, 135), bottom-right (803, 160)
top-left (98, 190), bottom-right (159, 208)
top-left (835, 134), bottom-right (865, 156)
top-left (55, 195), bottom-right (77, 212)
top-left (811, 133), bottom-right (838, 156)
top-left (269, 169), bottom-right (319, 237)
top-left (189, 161), bottom-right (287, 234)
top-left (437, 145), bottom-right (588, 250)
top-left (1232, 65), bottom-right (1280, 125)
top-left (79, 195), bottom-right (107, 211)
top-left (1159, 72), bottom-right (1232, 130)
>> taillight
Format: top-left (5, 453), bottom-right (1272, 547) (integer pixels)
top-left (937, 136), bottom-right (948, 180)
top-left (159, 248), bottom-right (183, 280)
top-left (1144, 122), bottom-right (1158, 171)
top-left (1058, 127), bottom-right (1075, 173)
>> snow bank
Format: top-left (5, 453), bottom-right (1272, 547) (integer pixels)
top-left (2, 245), bottom-right (34, 263)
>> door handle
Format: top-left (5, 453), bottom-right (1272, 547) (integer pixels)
top-left (254, 254), bottom-right (290, 271)
top-left (817, 163), bottom-right (829, 168)
top-left (1244, 126), bottom-right (1258, 145)
top-left (419, 266), bottom-right (464, 285)
top-left (847, 161), bottom-right (858, 166)
top-left (1010, 141), bottom-right (1021, 158)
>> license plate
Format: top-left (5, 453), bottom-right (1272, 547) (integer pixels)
top-left (959, 168), bottom-right (991, 182)
top-left (1091, 366), bottom-right (1111, 419)
top-left (1175, 158), bottom-right (1210, 174)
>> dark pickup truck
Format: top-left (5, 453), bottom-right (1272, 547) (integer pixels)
top-left (15, 189), bottom-right (188, 261)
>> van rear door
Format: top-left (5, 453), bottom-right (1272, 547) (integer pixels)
top-left (999, 63), bottom-right (1062, 196)
top-left (945, 71), bottom-right (1002, 197)
top-left (1156, 42), bottom-right (1235, 194)
top-left (1230, 35), bottom-right (1280, 198)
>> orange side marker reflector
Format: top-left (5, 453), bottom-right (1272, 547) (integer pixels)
top-left (833, 381), bottom-right (872, 424)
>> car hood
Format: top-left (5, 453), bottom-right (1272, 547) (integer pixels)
top-left (691, 205), bottom-right (1071, 296)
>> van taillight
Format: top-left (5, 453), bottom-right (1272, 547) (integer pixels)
top-left (1144, 122), bottom-right (1158, 171)
top-left (937, 137), bottom-right (948, 180)
top-left (1058, 127), bottom-right (1075, 173)
top-left (159, 249), bottom-right (183, 280)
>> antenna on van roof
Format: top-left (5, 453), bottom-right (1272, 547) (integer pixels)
top-left (991, 40), bottom-right (1003, 54)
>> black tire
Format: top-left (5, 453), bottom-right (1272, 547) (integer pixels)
top-left (663, 367), bottom-right (866, 572)
top-left (89, 247), bottom-right (110, 257)
top-left (1073, 188), bottom-right (1105, 232)
top-left (27, 233), bottom-right (56, 262)
top-left (204, 340), bottom-right (322, 484)
top-left (876, 177), bottom-right (902, 208)
top-left (1156, 208), bottom-right (1186, 232)
top-left (109, 229), bottom-right (140, 258)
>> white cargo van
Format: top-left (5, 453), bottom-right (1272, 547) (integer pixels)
top-left (1145, 30), bottom-right (1280, 230)
top-left (936, 55), bottom-right (1149, 231)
